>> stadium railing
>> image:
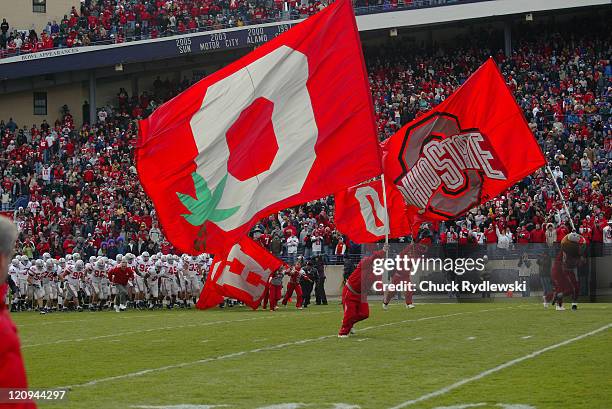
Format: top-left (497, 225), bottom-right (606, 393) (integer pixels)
top-left (0, 0), bottom-right (493, 59)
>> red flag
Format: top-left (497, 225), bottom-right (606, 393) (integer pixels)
top-left (136, 0), bottom-right (380, 254)
top-left (195, 257), bottom-right (225, 309)
top-left (196, 237), bottom-right (284, 310)
top-left (382, 58), bottom-right (545, 221)
top-left (334, 179), bottom-right (411, 243)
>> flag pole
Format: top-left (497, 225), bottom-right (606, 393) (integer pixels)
top-left (546, 165), bottom-right (575, 232)
top-left (380, 173), bottom-right (391, 298)
top-left (380, 173), bottom-right (390, 252)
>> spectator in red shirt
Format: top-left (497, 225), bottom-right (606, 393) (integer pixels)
top-left (530, 223), bottom-right (545, 243)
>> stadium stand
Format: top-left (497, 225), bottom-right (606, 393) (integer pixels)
top-left (0, 10), bottom-right (610, 267)
top-left (0, 0), bottom-right (471, 58)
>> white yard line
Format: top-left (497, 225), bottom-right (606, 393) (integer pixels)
top-left (58, 308), bottom-right (510, 389)
top-left (21, 311), bottom-right (336, 347)
top-left (387, 323), bottom-right (612, 409)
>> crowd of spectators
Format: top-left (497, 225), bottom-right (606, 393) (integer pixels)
top-left (366, 17), bottom-right (611, 255)
top-left (0, 0), bottom-right (468, 58)
top-left (0, 14), bottom-right (610, 266)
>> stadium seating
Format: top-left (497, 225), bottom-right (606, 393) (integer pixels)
top-left (0, 0), bottom-right (469, 58)
top-left (0, 14), bottom-right (610, 263)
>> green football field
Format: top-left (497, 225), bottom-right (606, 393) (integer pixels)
top-left (13, 301), bottom-right (612, 409)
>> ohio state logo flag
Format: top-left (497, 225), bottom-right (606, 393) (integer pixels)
top-left (136, 0), bottom-right (381, 254)
top-left (383, 58), bottom-right (545, 221)
top-left (334, 179), bottom-right (412, 243)
top-left (196, 237), bottom-right (284, 310)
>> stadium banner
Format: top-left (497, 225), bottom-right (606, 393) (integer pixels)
top-left (0, 22), bottom-right (300, 80)
top-left (382, 58), bottom-right (546, 222)
top-left (334, 179), bottom-right (412, 243)
top-left (137, 0), bottom-right (381, 255)
top-left (197, 237), bottom-right (285, 310)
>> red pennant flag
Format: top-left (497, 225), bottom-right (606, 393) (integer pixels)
top-left (334, 179), bottom-right (412, 243)
top-left (136, 0), bottom-right (381, 254)
top-left (195, 257), bottom-right (225, 309)
top-left (196, 237), bottom-right (285, 310)
top-left (382, 58), bottom-right (545, 222)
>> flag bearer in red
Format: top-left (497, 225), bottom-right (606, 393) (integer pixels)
top-left (0, 217), bottom-right (37, 409)
top-left (339, 249), bottom-right (386, 337)
top-left (267, 268), bottom-right (284, 311)
top-left (551, 233), bottom-right (586, 311)
top-left (282, 261), bottom-right (305, 309)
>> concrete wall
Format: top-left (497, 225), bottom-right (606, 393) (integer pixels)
top-left (0, 83), bottom-right (86, 128)
top-left (356, 0), bottom-right (610, 31)
top-left (0, 0), bottom-right (80, 33)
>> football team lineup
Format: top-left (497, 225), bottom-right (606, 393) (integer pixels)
top-left (13, 302), bottom-right (612, 409)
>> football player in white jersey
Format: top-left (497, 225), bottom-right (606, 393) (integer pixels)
top-left (183, 255), bottom-right (201, 307)
top-left (134, 252), bottom-right (151, 309)
top-left (61, 259), bottom-right (84, 311)
top-left (43, 259), bottom-right (60, 312)
top-left (81, 258), bottom-right (94, 309)
top-left (160, 256), bottom-right (178, 308)
top-left (145, 261), bottom-right (163, 309)
top-left (56, 258), bottom-right (66, 310)
top-left (101, 257), bottom-right (112, 309)
top-left (91, 258), bottom-right (109, 310)
top-left (28, 259), bottom-right (46, 314)
top-left (124, 253), bottom-right (137, 308)
top-left (8, 258), bottom-right (21, 311)
top-left (18, 256), bottom-right (32, 310)
top-left (65, 254), bottom-right (73, 268)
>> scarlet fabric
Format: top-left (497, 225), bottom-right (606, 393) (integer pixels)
top-left (551, 252), bottom-right (579, 301)
top-left (334, 179), bottom-right (411, 243)
top-left (136, 0), bottom-right (381, 254)
top-left (0, 285), bottom-right (37, 409)
top-left (382, 58), bottom-right (546, 222)
top-left (282, 282), bottom-right (303, 308)
top-left (196, 237), bottom-right (284, 310)
top-left (268, 284), bottom-right (282, 311)
top-left (339, 286), bottom-right (369, 336)
top-left (195, 257), bottom-right (225, 309)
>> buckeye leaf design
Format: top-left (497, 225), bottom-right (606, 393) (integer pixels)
top-left (177, 172), bottom-right (240, 226)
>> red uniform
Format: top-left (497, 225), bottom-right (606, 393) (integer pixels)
top-left (339, 250), bottom-right (385, 336)
top-left (266, 270), bottom-right (284, 311)
top-left (551, 251), bottom-right (579, 305)
top-left (0, 284), bottom-right (37, 408)
top-left (281, 266), bottom-right (303, 308)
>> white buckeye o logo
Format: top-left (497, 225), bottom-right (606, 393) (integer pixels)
top-left (190, 45), bottom-right (318, 232)
top-left (354, 186), bottom-right (389, 237)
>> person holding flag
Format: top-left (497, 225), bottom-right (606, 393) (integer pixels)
top-left (339, 249), bottom-right (386, 338)
top-left (282, 259), bottom-right (306, 309)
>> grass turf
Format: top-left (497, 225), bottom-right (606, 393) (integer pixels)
top-left (12, 301), bottom-right (612, 409)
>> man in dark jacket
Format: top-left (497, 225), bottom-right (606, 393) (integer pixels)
top-left (300, 260), bottom-right (318, 308)
top-left (314, 256), bottom-right (327, 305)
